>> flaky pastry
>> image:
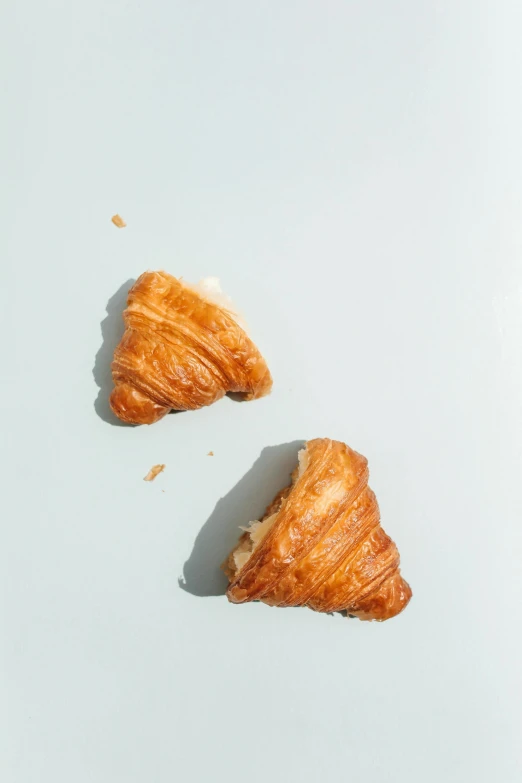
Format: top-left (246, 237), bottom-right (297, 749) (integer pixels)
top-left (224, 439), bottom-right (412, 621)
top-left (110, 271), bottom-right (272, 425)
top-left (143, 464), bottom-right (165, 481)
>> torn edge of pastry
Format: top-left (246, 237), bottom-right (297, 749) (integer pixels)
top-left (183, 276), bottom-right (249, 333)
top-left (111, 214), bottom-right (127, 228)
top-left (223, 448), bottom-right (308, 579)
top-left (144, 464), bottom-right (165, 481)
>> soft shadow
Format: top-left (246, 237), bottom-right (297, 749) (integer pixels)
top-left (179, 440), bottom-right (305, 597)
top-left (226, 392), bottom-right (248, 402)
top-left (93, 279), bottom-right (135, 425)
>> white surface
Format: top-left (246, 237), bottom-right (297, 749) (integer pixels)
top-left (2, 2), bottom-right (521, 781)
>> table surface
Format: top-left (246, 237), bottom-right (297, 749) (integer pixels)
top-left (2, 2), bottom-right (521, 782)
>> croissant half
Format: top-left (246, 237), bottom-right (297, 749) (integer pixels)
top-left (225, 439), bottom-right (412, 621)
top-left (110, 272), bottom-right (272, 424)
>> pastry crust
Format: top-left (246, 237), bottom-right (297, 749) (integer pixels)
top-left (109, 271), bottom-right (272, 424)
top-left (225, 439), bottom-right (412, 622)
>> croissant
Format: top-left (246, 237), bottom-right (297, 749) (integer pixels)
top-left (110, 271), bottom-right (272, 424)
top-left (224, 439), bottom-right (412, 621)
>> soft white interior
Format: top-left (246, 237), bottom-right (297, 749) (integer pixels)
top-left (297, 447), bottom-right (309, 477)
top-left (233, 512), bottom-right (279, 572)
top-left (184, 277), bottom-right (249, 333)
top-left (231, 446), bottom-right (309, 573)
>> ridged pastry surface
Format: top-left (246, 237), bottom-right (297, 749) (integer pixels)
top-left (109, 271), bottom-right (272, 424)
top-left (225, 439), bottom-right (412, 622)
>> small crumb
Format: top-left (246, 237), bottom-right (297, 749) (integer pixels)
top-left (207, 451), bottom-right (214, 456)
top-left (144, 464), bottom-right (165, 481)
top-left (161, 489), bottom-right (165, 493)
top-left (111, 214), bottom-right (127, 228)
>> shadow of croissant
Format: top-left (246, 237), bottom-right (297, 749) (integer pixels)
top-left (92, 279), bottom-right (135, 426)
top-left (179, 440), bottom-right (305, 597)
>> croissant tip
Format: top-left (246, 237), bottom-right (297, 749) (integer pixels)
top-left (109, 383), bottom-right (171, 425)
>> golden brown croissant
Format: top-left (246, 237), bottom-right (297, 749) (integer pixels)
top-left (110, 272), bottom-right (272, 424)
top-left (224, 439), bottom-right (412, 621)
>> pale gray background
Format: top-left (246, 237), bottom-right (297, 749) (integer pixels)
top-left (1, 2), bottom-right (521, 781)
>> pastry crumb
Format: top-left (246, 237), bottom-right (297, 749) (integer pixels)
top-left (207, 451), bottom-right (214, 456)
top-left (144, 464), bottom-right (165, 481)
top-left (111, 214), bottom-right (127, 228)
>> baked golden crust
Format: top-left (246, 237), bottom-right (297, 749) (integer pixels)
top-left (109, 271), bottom-right (272, 425)
top-left (225, 439), bottom-right (412, 622)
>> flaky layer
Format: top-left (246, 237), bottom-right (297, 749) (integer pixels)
top-left (109, 272), bottom-right (272, 424)
top-left (225, 439), bottom-right (412, 622)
